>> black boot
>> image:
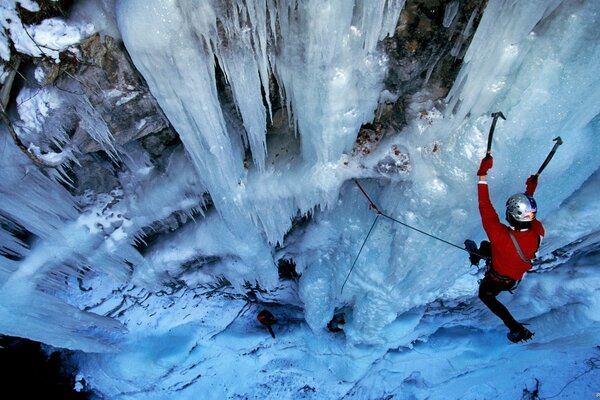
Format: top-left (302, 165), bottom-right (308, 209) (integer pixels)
top-left (464, 240), bottom-right (482, 266)
top-left (507, 325), bottom-right (534, 343)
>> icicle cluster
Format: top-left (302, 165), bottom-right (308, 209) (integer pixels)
top-left (116, 0), bottom-right (405, 249)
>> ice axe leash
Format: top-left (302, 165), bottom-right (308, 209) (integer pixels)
top-left (535, 136), bottom-right (563, 176)
top-left (486, 111), bottom-right (506, 156)
top-left (341, 180), bottom-right (483, 294)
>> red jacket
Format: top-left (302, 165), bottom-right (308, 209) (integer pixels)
top-left (478, 182), bottom-right (545, 280)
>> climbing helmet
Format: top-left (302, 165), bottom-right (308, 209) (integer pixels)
top-left (506, 193), bottom-right (537, 222)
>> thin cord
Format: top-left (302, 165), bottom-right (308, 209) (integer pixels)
top-left (340, 214), bottom-right (380, 294)
top-left (353, 179), bottom-right (484, 258)
top-left (379, 213), bottom-right (467, 252)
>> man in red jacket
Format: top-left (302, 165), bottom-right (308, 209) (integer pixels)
top-left (473, 155), bottom-right (545, 343)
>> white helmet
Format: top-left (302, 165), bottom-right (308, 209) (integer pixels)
top-left (506, 193), bottom-right (537, 222)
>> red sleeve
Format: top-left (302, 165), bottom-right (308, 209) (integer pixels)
top-left (525, 175), bottom-right (538, 196)
top-left (478, 181), bottom-right (545, 280)
top-left (478, 182), bottom-right (504, 242)
top-left (532, 220), bottom-right (545, 239)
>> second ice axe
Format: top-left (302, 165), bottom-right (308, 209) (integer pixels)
top-left (535, 136), bottom-right (563, 176)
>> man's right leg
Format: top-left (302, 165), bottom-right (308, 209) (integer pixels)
top-left (478, 278), bottom-right (522, 332)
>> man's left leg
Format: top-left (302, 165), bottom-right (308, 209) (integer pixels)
top-left (478, 278), bottom-right (523, 332)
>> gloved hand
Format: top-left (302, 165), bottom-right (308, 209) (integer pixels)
top-left (525, 174), bottom-right (538, 196)
top-left (477, 155), bottom-right (493, 176)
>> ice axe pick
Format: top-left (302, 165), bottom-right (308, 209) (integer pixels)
top-left (486, 111), bottom-right (506, 157)
top-left (535, 136), bottom-right (563, 176)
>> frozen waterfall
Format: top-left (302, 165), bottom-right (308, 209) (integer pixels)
top-left (0, 2), bottom-right (599, 395)
top-left (114, 0), bottom-right (600, 341)
top-left (115, 0), bottom-right (405, 248)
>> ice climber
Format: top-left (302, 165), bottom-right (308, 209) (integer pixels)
top-left (257, 309), bottom-right (277, 338)
top-left (466, 154), bottom-right (545, 343)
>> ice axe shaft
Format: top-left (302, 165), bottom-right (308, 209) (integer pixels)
top-left (486, 111), bottom-right (506, 156)
top-left (536, 136), bottom-right (563, 176)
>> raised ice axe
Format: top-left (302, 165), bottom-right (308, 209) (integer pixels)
top-left (486, 111), bottom-right (506, 157)
top-left (535, 136), bottom-right (563, 176)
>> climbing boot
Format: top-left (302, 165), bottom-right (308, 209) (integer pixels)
top-left (507, 325), bottom-right (534, 343)
top-left (464, 240), bottom-right (482, 266)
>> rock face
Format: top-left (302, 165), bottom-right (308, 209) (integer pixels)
top-left (11, 1), bottom-right (483, 196)
top-left (377, 0), bottom-right (484, 127)
top-left (1, 1), bottom-right (485, 236)
top-left (62, 33), bottom-right (175, 154)
top-left (31, 33), bottom-right (180, 195)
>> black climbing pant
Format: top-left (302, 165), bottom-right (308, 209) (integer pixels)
top-left (478, 277), bottom-right (521, 332)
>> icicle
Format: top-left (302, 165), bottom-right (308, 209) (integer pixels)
top-left (0, 286), bottom-right (126, 352)
top-left (443, 0), bottom-right (460, 28)
top-left (353, 0), bottom-right (405, 51)
top-left (450, 6), bottom-right (478, 58)
top-left (116, 0), bottom-right (406, 250)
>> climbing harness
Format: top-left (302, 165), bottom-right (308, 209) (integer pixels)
top-left (483, 265), bottom-right (520, 293)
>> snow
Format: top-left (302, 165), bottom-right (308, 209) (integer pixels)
top-left (69, 0), bottom-right (121, 40)
top-left (0, 0), bottom-right (93, 62)
top-left (0, 0), bottom-right (600, 399)
top-left (66, 249), bottom-right (599, 399)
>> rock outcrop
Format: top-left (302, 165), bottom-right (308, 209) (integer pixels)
top-left (39, 33), bottom-right (177, 154)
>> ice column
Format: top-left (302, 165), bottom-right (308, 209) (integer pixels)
top-left (116, 0), bottom-right (404, 249)
top-left (273, 0), bottom-right (404, 163)
top-left (445, 0), bottom-right (564, 120)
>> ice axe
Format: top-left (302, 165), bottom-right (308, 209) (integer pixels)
top-left (535, 136), bottom-right (563, 176)
top-left (485, 111), bottom-right (506, 157)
